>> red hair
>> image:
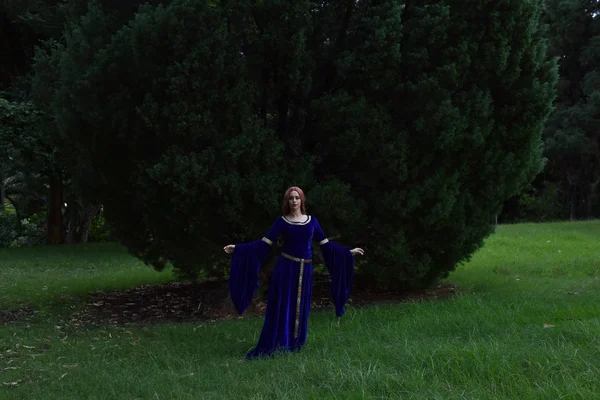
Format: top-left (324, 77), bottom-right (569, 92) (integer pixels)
top-left (282, 186), bottom-right (306, 215)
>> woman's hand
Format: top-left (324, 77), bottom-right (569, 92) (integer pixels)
top-left (223, 244), bottom-right (236, 254)
top-left (350, 247), bottom-right (364, 256)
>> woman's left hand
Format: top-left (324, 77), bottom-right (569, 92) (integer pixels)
top-left (350, 247), bottom-right (364, 256)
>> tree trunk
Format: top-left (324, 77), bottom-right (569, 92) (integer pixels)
top-left (65, 201), bottom-right (101, 244)
top-left (587, 180), bottom-right (599, 218)
top-left (568, 183), bottom-right (576, 222)
top-left (585, 192), bottom-right (592, 219)
top-left (79, 204), bottom-right (101, 243)
top-left (0, 171), bottom-right (4, 212)
top-left (65, 203), bottom-right (80, 244)
top-left (47, 173), bottom-right (63, 245)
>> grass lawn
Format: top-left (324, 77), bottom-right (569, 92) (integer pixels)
top-left (1, 221), bottom-right (600, 399)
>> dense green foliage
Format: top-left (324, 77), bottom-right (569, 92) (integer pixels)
top-left (35, 0), bottom-right (557, 287)
top-left (502, 0), bottom-right (600, 222)
top-left (543, 0), bottom-right (600, 220)
top-left (0, 98), bottom-right (53, 175)
top-left (0, 98), bottom-right (52, 245)
top-left (1, 0), bottom-right (127, 246)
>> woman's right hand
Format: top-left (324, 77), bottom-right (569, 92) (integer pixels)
top-left (223, 244), bottom-right (236, 254)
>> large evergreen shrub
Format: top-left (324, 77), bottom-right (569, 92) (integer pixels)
top-left (43, 0), bottom-right (557, 288)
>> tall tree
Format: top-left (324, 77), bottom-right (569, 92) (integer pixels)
top-left (1, 0), bottom-right (89, 244)
top-left (42, 0), bottom-right (557, 288)
top-left (25, 0), bottom-right (172, 244)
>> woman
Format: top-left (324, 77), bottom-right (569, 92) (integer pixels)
top-left (224, 186), bottom-right (364, 359)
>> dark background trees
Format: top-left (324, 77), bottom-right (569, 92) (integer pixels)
top-left (502, 0), bottom-right (600, 222)
top-left (543, 0), bottom-right (600, 221)
top-left (1, 0), bottom-right (171, 246)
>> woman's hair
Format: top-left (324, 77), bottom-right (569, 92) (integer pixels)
top-left (282, 186), bottom-right (307, 215)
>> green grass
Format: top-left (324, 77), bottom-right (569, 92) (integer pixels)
top-left (0, 243), bottom-right (173, 309)
top-left (2, 222), bottom-right (600, 399)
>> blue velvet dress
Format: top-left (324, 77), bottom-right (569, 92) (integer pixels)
top-left (229, 215), bottom-right (354, 359)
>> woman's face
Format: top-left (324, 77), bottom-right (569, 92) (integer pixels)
top-left (288, 190), bottom-right (301, 212)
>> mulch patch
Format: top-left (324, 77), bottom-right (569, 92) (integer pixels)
top-left (0, 307), bottom-right (36, 324)
top-left (1, 278), bottom-right (455, 326)
top-left (67, 277), bottom-right (455, 326)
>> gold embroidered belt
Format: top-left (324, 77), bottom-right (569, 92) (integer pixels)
top-left (281, 252), bottom-right (312, 339)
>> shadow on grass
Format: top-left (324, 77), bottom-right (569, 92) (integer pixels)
top-left (65, 277), bottom-right (456, 326)
top-left (2, 277), bottom-right (456, 328)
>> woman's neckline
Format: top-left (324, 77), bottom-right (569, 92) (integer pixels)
top-left (282, 215), bottom-right (311, 225)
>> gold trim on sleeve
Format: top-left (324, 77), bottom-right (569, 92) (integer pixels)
top-left (261, 237), bottom-right (273, 245)
top-left (319, 238), bottom-right (329, 245)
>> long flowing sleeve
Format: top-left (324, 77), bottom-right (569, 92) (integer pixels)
top-left (229, 218), bottom-right (282, 315)
top-left (313, 217), bottom-right (354, 317)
